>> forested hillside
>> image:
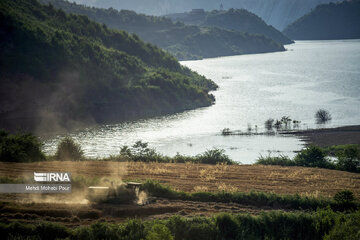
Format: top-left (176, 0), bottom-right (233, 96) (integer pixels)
top-left (0, 0), bottom-right (217, 133)
top-left (166, 9), bottom-right (293, 45)
top-left (39, 0), bottom-right (285, 60)
top-left (70, 0), bottom-right (342, 30)
top-left (283, 0), bottom-right (360, 40)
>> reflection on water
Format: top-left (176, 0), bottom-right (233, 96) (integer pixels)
top-left (43, 40), bottom-right (360, 164)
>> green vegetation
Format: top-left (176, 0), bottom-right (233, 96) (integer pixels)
top-left (141, 180), bottom-right (358, 212)
top-left (196, 148), bottom-right (233, 165)
top-left (119, 141), bottom-right (160, 162)
top-left (1, 208), bottom-right (359, 239)
top-left (324, 209), bottom-right (360, 240)
top-left (257, 155), bottom-right (295, 166)
top-left (0, 0), bottom-right (217, 132)
top-left (334, 190), bottom-right (356, 205)
top-left (294, 145), bottom-right (332, 169)
top-left (0, 131), bottom-right (235, 165)
top-left (167, 8), bottom-right (293, 45)
top-left (119, 141), bottom-right (235, 165)
top-left (146, 224), bottom-right (173, 240)
top-left (55, 136), bottom-right (84, 161)
top-left (323, 144), bottom-right (360, 156)
top-left (0, 129), bottom-right (45, 162)
top-left (39, 0), bottom-right (285, 60)
top-left (326, 145), bottom-right (360, 173)
top-left (283, 0), bottom-right (360, 40)
top-left (257, 145), bottom-right (360, 173)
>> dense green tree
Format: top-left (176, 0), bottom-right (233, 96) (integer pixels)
top-left (0, 130), bottom-right (45, 162)
top-left (294, 145), bottom-right (332, 168)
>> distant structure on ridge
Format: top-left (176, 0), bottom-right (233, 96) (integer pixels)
top-left (220, 3), bottom-right (224, 11)
top-left (190, 9), bottom-right (205, 14)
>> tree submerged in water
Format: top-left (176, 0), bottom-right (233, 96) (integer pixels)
top-left (264, 116), bottom-right (301, 131)
top-left (315, 109), bottom-right (332, 124)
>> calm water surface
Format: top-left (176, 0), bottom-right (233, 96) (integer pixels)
top-left (43, 40), bottom-right (360, 163)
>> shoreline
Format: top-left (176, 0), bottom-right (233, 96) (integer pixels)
top-left (284, 125), bottom-right (360, 147)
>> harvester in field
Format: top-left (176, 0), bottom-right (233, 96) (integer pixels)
top-left (87, 182), bottom-right (151, 205)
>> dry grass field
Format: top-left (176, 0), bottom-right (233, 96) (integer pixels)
top-left (0, 161), bottom-right (359, 198)
top-left (0, 161), bottom-right (359, 226)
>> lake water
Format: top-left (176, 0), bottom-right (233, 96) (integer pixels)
top-left (43, 40), bottom-right (360, 164)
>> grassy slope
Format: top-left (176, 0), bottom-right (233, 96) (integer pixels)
top-left (39, 0), bottom-right (285, 60)
top-left (0, 0), bottom-right (217, 132)
top-left (283, 0), bottom-right (360, 40)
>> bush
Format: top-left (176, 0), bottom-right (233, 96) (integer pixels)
top-left (120, 141), bottom-right (161, 162)
top-left (173, 153), bottom-right (195, 163)
top-left (257, 144), bottom-right (359, 173)
top-left (0, 221), bottom-right (36, 239)
top-left (334, 190), bottom-right (356, 205)
top-left (55, 136), bottom-right (84, 161)
top-left (141, 180), bottom-right (187, 200)
top-left (216, 211), bottom-right (325, 240)
top-left (294, 145), bottom-right (332, 168)
top-left (120, 219), bottom-right (146, 239)
top-left (333, 190), bottom-right (358, 211)
top-left (34, 221), bottom-right (71, 240)
top-left (324, 210), bottom-right (360, 240)
top-left (73, 225), bottom-right (93, 240)
top-left (89, 222), bottom-right (119, 240)
top-left (119, 141), bottom-right (234, 165)
top-left (216, 214), bottom-right (239, 239)
top-left (256, 155), bottom-right (295, 166)
top-left (166, 216), bottom-right (216, 240)
top-left (315, 109), bottom-right (332, 124)
top-left (0, 130), bottom-right (45, 162)
top-left (336, 145), bottom-right (360, 172)
top-left (2, 209), bottom-right (360, 240)
top-left (146, 224), bottom-right (173, 240)
top-left (257, 147), bottom-right (332, 169)
top-left (197, 149), bottom-right (234, 165)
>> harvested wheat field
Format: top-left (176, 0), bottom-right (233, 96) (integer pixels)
top-left (0, 161), bottom-right (359, 198)
top-left (0, 161), bottom-right (359, 226)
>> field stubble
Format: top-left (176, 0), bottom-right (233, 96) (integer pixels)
top-left (0, 161), bottom-right (359, 198)
top-left (0, 161), bottom-right (359, 226)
